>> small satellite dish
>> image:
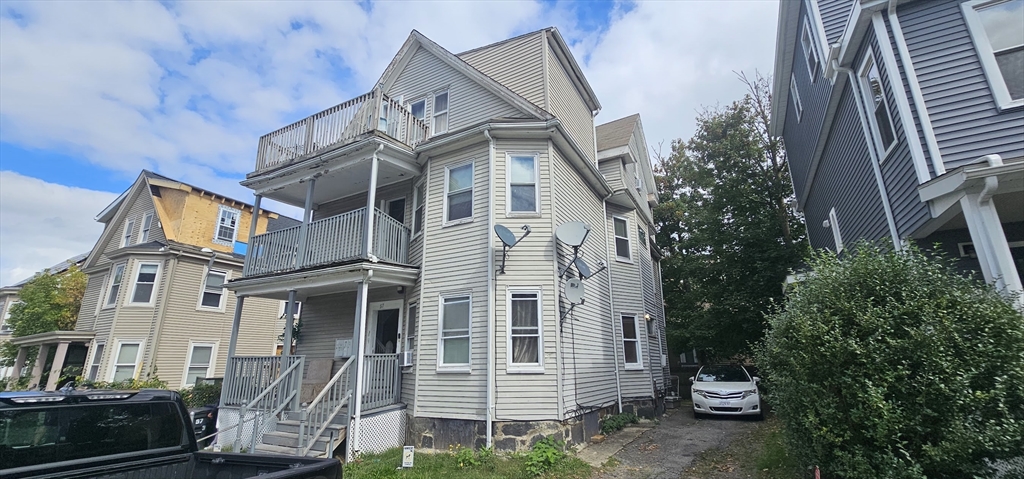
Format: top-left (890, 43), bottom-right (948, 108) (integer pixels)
top-left (574, 257), bottom-right (592, 279)
top-left (555, 222), bottom-right (591, 247)
top-left (494, 224), bottom-right (517, 248)
top-left (565, 278), bottom-right (585, 304)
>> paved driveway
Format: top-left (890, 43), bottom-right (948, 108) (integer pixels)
top-left (591, 405), bottom-right (759, 479)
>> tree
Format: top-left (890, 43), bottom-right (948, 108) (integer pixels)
top-left (654, 73), bottom-right (806, 361)
top-left (755, 243), bottom-right (1024, 479)
top-left (0, 264), bottom-right (88, 367)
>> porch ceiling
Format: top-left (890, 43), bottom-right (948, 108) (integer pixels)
top-left (228, 261), bottom-right (418, 301)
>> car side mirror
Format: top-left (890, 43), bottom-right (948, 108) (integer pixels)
top-left (752, 376), bottom-right (761, 383)
top-left (688, 376), bottom-right (694, 383)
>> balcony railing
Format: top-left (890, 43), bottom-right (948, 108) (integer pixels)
top-left (242, 207), bottom-right (410, 277)
top-left (255, 90), bottom-right (430, 174)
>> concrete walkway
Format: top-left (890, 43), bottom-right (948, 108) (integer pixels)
top-left (576, 425), bottom-right (653, 467)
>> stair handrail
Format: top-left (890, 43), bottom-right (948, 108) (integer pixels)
top-left (235, 356), bottom-right (304, 452)
top-left (299, 355), bottom-right (355, 456)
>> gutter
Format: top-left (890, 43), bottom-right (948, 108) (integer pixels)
top-left (484, 128), bottom-right (496, 448)
top-left (602, 190), bottom-right (623, 414)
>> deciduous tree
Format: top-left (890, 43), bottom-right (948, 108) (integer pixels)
top-left (0, 264), bottom-right (87, 367)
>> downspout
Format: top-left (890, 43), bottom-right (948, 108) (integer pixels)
top-left (484, 128), bottom-right (496, 448)
top-left (602, 190), bottom-right (623, 413)
top-left (365, 142), bottom-right (384, 259)
top-left (832, 59), bottom-right (903, 251)
top-left (887, 0), bottom-right (945, 177)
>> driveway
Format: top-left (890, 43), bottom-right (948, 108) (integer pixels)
top-left (590, 404), bottom-right (760, 479)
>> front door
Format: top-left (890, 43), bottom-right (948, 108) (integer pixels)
top-left (366, 300), bottom-right (402, 354)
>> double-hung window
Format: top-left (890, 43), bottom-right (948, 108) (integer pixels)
top-left (613, 217), bottom-right (631, 261)
top-left (413, 182), bottom-right (425, 235)
top-left (183, 343), bottom-right (214, 386)
top-left (791, 77), bottom-right (804, 122)
top-left (638, 226), bottom-right (647, 249)
top-left (432, 90), bottom-right (449, 135)
top-left (962, 0), bottom-right (1024, 109)
top-left (508, 154), bottom-right (539, 213)
top-left (508, 290), bottom-right (542, 369)
top-left (129, 262), bottom-right (159, 305)
top-left (801, 19), bottom-right (820, 80)
top-left (199, 270), bottom-right (227, 309)
top-left (87, 343), bottom-right (104, 380)
top-left (859, 53), bottom-right (897, 159)
top-left (121, 219), bottom-right (135, 247)
top-left (409, 98), bottom-right (426, 121)
top-left (215, 206), bottom-right (239, 244)
top-left (111, 342), bottom-right (141, 382)
top-left (445, 163), bottom-right (473, 223)
top-left (403, 303), bottom-right (418, 366)
top-left (621, 315), bottom-right (642, 369)
top-left (105, 263), bottom-right (126, 307)
top-left (439, 294), bottom-right (471, 368)
top-left (139, 212), bottom-right (153, 243)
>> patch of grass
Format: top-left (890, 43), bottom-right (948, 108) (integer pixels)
top-left (343, 445), bottom-right (592, 479)
top-left (601, 457), bottom-right (620, 469)
top-left (681, 415), bottom-right (804, 479)
top-left (752, 418), bottom-right (802, 479)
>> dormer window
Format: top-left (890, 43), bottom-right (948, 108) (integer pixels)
top-left (432, 90), bottom-right (449, 135)
top-left (121, 219), bottom-right (135, 247)
top-left (139, 213), bottom-right (154, 243)
top-left (215, 206), bottom-right (240, 244)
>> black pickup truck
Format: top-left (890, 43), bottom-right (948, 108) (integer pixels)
top-left (0, 389), bottom-right (341, 479)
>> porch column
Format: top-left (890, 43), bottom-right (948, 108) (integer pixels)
top-left (45, 341), bottom-right (71, 391)
top-left (29, 344), bottom-right (51, 390)
top-left (295, 178), bottom-right (316, 268)
top-left (961, 193), bottom-right (1024, 310)
top-left (8, 347), bottom-right (27, 390)
top-left (364, 144), bottom-right (382, 258)
top-left (227, 296), bottom-right (245, 359)
top-left (283, 290), bottom-right (297, 356)
top-left (349, 276), bottom-right (371, 459)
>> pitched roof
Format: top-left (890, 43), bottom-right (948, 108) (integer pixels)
top-left (596, 114), bottom-right (640, 152)
top-left (4, 252), bottom-right (89, 289)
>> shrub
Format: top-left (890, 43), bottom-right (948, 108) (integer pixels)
top-left (525, 435), bottom-right (566, 476)
top-left (179, 381), bottom-right (222, 408)
top-left (599, 412), bottom-right (638, 435)
top-left (755, 243), bottom-right (1024, 479)
top-left (74, 375), bottom-right (168, 390)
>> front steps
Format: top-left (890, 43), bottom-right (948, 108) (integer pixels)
top-left (254, 412), bottom-right (347, 457)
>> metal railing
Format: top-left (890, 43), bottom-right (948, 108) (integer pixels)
top-left (255, 90), bottom-right (430, 174)
top-left (222, 355), bottom-right (302, 406)
top-left (362, 353), bottom-right (401, 411)
top-left (232, 355), bottom-right (304, 453)
top-left (298, 356), bottom-right (355, 456)
top-left (242, 207), bottom-right (410, 277)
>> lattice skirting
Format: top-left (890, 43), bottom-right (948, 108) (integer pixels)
top-left (215, 406), bottom-right (278, 452)
top-left (350, 408), bottom-right (407, 458)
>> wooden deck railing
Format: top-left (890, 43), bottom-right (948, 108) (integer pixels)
top-left (362, 353), bottom-right (401, 411)
top-left (221, 355), bottom-right (304, 407)
top-left (255, 90), bottom-right (430, 174)
top-left (242, 207), bottom-right (410, 277)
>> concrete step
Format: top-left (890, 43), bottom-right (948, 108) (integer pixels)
top-left (261, 429), bottom-right (341, 449)
top-left (275, 419), bottom-right (346, 435)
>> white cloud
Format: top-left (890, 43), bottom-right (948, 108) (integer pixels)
top-left (0, 171), bottom-right (117, 287)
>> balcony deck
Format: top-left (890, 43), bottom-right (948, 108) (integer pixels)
top-left (254, 90), bottom-right (429, 176)
top-left (243, 207), bottom-right (410, 277)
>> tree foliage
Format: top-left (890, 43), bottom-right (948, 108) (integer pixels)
top-left (755, 243), bottom-right (1024, 479)
top-left (654, 73), bottom-right (806, 360)
top-left (0, 264), bottom-right (87, 367)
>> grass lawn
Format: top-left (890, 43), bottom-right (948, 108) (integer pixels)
top-left (343, 446), bottom-right (593, 479)
top-left (682, 415), bottom-right (804, 479)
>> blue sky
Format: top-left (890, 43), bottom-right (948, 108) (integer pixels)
top-left (0, 0), bottom-right (778, 286)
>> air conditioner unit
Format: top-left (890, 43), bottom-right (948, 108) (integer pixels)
top-left (401, 350), bottom-right (415, 367)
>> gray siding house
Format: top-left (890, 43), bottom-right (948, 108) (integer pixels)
top-left (219, 28), bottom-right (669, 460)
top-left (772, 0), bottom-right (1023, 307)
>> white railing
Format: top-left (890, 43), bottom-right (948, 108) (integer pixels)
top-left (298, 356), bottom-right (355, 456)
top-left (362, 353), bottom-right (401, 411)
top-left (243, 207), bottom-right (410, 277)
top-left (232, 355), bottom-right (304, 453)
top-left (221, 355), bottom-right (302, 406)
top-left (255, 90), bottom-right (430, 174)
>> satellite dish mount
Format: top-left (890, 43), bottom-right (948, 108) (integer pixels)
top-left (494, 224), bottom-right (532, 274)
top-left (555, 222), bottom-right (592, 279)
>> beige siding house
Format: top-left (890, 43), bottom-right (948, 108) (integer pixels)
top-left (220, 27), bottom-right (668, 460)
top-left (5, 171), bottom-right (294, 392)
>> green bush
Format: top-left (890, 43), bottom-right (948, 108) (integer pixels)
top-left (524, 436), bottom-right (566, 476)
top-left (179, 381), bottom-right (222, 408)
top-left (755, 243), bottom-right (1024, 479)
top-left (74, 375), bottom-right (168, 391)
top-left (599, 412), bottom-right (638, 435)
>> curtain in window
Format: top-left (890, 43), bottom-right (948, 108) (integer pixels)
top-left (511, 295), bottom-right (539, 363)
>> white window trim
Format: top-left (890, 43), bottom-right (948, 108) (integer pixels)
top-left (962, 0), bottom-right (1024, 111)
top-left (402, 302), bottom-right (418, 367)
top-left (858, 52), bottom-right (899, 162)
top-left (621, 314), bottom-right (644, 370)
top-left (505, 152), bottom-right (542, 216)
top-left (613, 216), bottom-right (633, 263)
top-left (104, 262), bottom-right (127, 309)
top-left (125, 261), bottom-right (162, 307)
top-left (196, 267), bottom-right (230, 312)
top-left (828, 207), bottom-right (845, 253)
top-left (121, 218), bottom-right (135, 248)
top-left (443, 161), bottom-right (475, 226)
top-left (431, 89), bottom-right (450, 136)
top-left (791, 77), bottom-right (804, 123)
top-left (437, 292), bottom-right (472, 372)
top-left (506, 288), bottom-right (544, 373)
top-left (801, 18), bottom-right (821, 81)
top-left (181, 341), bottom-right (218, 387)
top-left (213, 205), bottom-right (241, 246)
top-left (139, 212), bottom-right (154, 243)
top-left (382, 197), bottom-right (407, 226)
top-left (87, 341), bottom-right (105, 381)
top-left (408, 97), bottom-right (427, 122)
top-left (412, 181), bottom-right (426, 238)
top-left (108, 339), bottom-right (144, 382)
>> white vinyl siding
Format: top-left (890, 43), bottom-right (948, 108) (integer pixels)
top-left (87, 343), bottom-right (104, 381)
top-left (139, 212), bottom-right (154, 243)
top-left (507, 154), bottom-right (540, 214)
top-left (444, 162), bottom-right (474, 224)
top-left (432, 90), bottom-right (449, 135)
top-left (613, 216), bottom-right (631, 261)
top-left (507, 289), bottom-right (543, 372)
top-left (621, 315), bottom-right (642, 370)
top-left (111, 341), bottom-right (141, 382)
top-left (198, 269), bottom-right (227, 310)
top-left (214, 206), bottom-right (240, 244)
top-left (128, 262), bottom-right (160, 306)
top-left (962, 0), bottom-right (1024, 109)
top-left (438, 294), bottom-right (471, 370)
top-left (182, 343), bottom-right (215, 387)
top-left (121, 219), bottom-right (135, 248)
top-left (104, 263), bottom-right (126, 308)
top-left (859, 53), bottom-right (897, 160)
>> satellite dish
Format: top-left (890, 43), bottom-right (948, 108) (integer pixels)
top-left (565, 278), bottom-right (585, 304)
top-left (494, 224), bottom-right (517, 248)
top-left (555, 222), bottom-right (591, 247)
top-left (574, 257), bottom-right (592, 279)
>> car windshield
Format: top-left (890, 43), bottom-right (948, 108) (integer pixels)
top-left (696, 365), bottom-right (750, 382)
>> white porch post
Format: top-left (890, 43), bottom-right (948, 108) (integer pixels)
top-left (349, 276), bottom-right (371, 460)
top-left (960, 193), bottom-right (1023, 309)
top-left (283, 290), bottom-right (297, 355)
top-left (364, 144), bottom-right (382, 258)
top-left (29, 344), bottom-right (51, 390)
top-left (227, 297), bottom-right (245, 359)
top-left (296, 179), bottom-right (317, 268)
top-left (45, 341), bottom-right (70, 391)
top-left (9, 347), bottom-right (28, 390)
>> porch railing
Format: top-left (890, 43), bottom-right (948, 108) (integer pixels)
top-left (362, 353), bottom-right (401, 411)
top-left (242, 207), bottom-right (410, 277)
top-left (221, 355), bottom-right (303, 407)
top-left (255, 89), bottom-right (430, 174)
top-left (233, 356), bottom-right (304, 453)
top-left (298, 355), bottom-right (355, 456)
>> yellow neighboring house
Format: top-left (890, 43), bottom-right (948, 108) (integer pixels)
top-left (7, 170), bottom-right (298, 391)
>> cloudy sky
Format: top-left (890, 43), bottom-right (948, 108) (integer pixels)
top-left (0, 0), bottom-right (779, 287)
